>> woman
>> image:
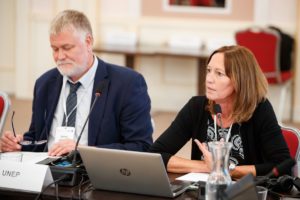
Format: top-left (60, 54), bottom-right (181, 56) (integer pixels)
top-left (149, 45), bottom-right (290, 179)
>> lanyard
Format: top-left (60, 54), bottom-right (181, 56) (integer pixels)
top-left (214, 115), bottom-right (233, 142)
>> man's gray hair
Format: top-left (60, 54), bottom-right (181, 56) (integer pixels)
top-left (49, 10), bottom-right (93, 38)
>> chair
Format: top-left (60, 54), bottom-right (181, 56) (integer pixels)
top-left (0, 91), bottom-right (11, 135)
top-left (281, 125), bottom-right (300, 161)
top-left (235, 27), bottom-right (294, 123)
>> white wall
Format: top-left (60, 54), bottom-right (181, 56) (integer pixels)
top-left (13, 0), bottom-right (98, 99)
top-left (0, 0), bottom-right (16, 94)
top-left (0, 0), bottom-right (299, 121)
top-left (294, 1), bottom-right (300, 122)
top-left (254, 0), bottom-right (297, 34)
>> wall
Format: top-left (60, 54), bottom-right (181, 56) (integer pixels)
top-left (98, 0), bottom-right (298, 120)
top-left (13, 0), bottom-right (99, 99)
top-left (0, 0), bottom-right (16, 94)
top-left (294, 1), bottom-right (300, 122)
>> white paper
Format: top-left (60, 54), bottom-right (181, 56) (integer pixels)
top-left (21, 152), bottom-right (54, 163)
top-left (176, 172), bottom-right (209, 182)
top-left (0, 152), bottom-right (59, 164)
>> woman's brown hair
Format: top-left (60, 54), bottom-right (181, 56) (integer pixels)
top-left (207, 45), bottom-right (268, 123)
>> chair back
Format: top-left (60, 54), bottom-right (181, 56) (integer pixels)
top-left (0, 91), bottom-right (10, 135)
top-left (281, 125), bottom-right (300, 161)
top-left (236, 28), bottom-right (294, 123)
top-left (235, 27), bottom-right (282, 83)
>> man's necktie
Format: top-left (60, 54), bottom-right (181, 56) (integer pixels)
top-left (62, 81), bottom-right (81, 127)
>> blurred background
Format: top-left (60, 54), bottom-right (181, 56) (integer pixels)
top-left (0, 0), bottom-right (299, 152)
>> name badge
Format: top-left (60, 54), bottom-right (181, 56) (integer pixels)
top-left (55, 127), bottom-right (75, 143)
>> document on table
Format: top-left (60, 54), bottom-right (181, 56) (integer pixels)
top-left (176, 172), bottom-right (209, 182)
top-left (20, 152), bottom-right (60, 164)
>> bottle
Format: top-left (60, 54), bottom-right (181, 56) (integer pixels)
top-left (206, 141), bottom-right (232, 200)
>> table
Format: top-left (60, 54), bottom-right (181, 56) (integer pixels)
top-left (93, 44), bottom-right (210, 95)
top-left (0, 172), bottom-right (280, 200)
top-left (0, 173), bottom-right (197, 200)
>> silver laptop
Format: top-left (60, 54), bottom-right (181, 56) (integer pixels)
top-left (78, 146), bottom-right (192, 198)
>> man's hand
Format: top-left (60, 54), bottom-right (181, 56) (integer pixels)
top-left (48, 139), bottom-right (76, 156)
top-left (0, 131), bottom-right (23, 152)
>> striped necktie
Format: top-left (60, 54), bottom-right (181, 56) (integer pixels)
top-left (62, 81), bottom-right (81, 127)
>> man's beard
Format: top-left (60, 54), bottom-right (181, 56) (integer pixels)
top-left (56, 60), bottom-right (87, 79)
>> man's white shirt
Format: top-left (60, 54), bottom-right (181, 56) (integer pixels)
top-left (48, 56), bottom-right (98, 149)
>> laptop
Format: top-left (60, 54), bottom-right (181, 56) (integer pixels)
top-left (78, 146), bottom-right (192, 198)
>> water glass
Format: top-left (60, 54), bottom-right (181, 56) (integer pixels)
top-left (256, 186), bottom-right (268, 200)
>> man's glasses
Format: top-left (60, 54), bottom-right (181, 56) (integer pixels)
top-left (11, 111), bottom-right (17, 137)
top-left (11, 111), bottom-right (47, 147)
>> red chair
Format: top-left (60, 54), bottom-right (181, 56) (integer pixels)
top-left (281, 125), bottom-right (300, 161)
top-left (235, 27), bottom-right (294, 123)
top-left (0, 91), bottom-right (10, 135)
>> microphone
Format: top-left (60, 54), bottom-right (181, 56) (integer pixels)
top-left (69, 80), bottom-right (108, 167)
top-left (223, 158), bottom-right (296, 200)
top-left (213, 104), bottom-right (225, 138)
top-left (49, 80), bottom-right (108, 186)
top-left (256, 158), bottom-right (296, 186)
top-left (264, 158), bottom-right (296, 178)
top-left (213, 104), bottom-right (222, 115)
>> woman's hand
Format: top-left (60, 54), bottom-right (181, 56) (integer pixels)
top-left (166, 140), bottom-right (213, 173)
top-left (194, 139), bottom-right (213, 172)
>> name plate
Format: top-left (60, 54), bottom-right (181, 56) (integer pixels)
top-left (0, 160), bottom-right (53, 193)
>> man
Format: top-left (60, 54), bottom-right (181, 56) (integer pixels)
top-left (0, 10), bottom-right (153, 156)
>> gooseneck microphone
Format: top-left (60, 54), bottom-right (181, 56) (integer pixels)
top-left (213, 104), bottom-right (222, 116)
top-left (266, 158), bottom-right (296, 178)
top-left (69, 80), bottom-right (108, 167)
top-left (213, 104), bottom-right (225, 138)
top-left (49, 80), bottom-right (108, 187)
top-left (223, 158), bottom-right (296, 200)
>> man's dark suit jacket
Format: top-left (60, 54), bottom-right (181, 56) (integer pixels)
top-left (22, 58), bottom-right (153, 152)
